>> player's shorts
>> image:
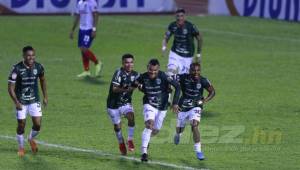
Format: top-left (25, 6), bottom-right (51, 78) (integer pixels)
top-left (167, 50), bottom-right (193, 74)
top-left (177, 107), bottom-right (201, 127)
top-left (107, 104), bottom-right (134, 124)
top-left (143, 104), bottom-right (167, 130)
top-left (78, 29), bottom-right (94, 48)
top-left (16, 102), bottom-right (42, 120)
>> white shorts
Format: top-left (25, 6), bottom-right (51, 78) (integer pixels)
top-left (167, 50), bottom-right (193, 74)
top-left (107, 104), bottom-right (134, 124)
top-left (177, 107), bottom-right (202, 127)
top-left (16, 102), bottom-right (42, 120)
top-left (143, 104), bottom-right (167, 130)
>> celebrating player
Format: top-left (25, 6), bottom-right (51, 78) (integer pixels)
top-left (70, 0), bottom-right (103, 77)
top-left (106, 54), bottom-right (139, 155)
top-left (136, 59), bottom-right (180, 162)
top-left (162, 8), bottom-right (203, 76)
top-left (174, 63), bottom-right (215, 160)
top-left (8, 46), bottom-right (48, 156)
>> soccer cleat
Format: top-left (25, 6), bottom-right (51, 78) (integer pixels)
top-left (196, 152), bottom-right (205, 160)
top-left (127, 140), bottom-right (135, 152)
top-left (119, 143), bottom-right (127, 155)
top-left (174, 134), bottom-right (180, 145)
top-left (28, 139), bottom-right (38, 154)
top-left (141, 153), bottom-right (148, 162)
top-left (95, 63), bottom-right (103, 77)
top-left (17, 148), bottom-right (25, 157)
top-left (77, 71), bottom-right (91, 78)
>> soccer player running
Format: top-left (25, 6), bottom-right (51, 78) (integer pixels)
top-left (70, 0), bottom-right (103, 77)
top-left (106, 54), bottom-right (139, 155)
top-left (162, 8), bottom-right (203, 76)
top-left (136, 59), bottom-right (180, 162)
top-left (8, 46), bottom-right (48, 156)
top-left (174, 63), bottom-right (215, 160)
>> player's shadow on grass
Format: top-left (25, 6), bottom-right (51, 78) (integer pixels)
top-left (201, 111), bottom-right (219, 118)
top-left (78, 76), bottom-right (107, 85)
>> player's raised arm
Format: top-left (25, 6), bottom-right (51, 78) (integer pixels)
top-left (162, 26), bottom-right (173, 55)
top-left (70, 14), bottom-right (80, 39)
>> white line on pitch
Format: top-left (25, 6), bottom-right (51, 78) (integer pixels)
top-left (0, 135), bottom-right (207, 170)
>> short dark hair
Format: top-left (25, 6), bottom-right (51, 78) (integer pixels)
top-left (148, 59), bottom-right (160, 66)
top-left (176, 8), bottom-right (185, 14)
top-left (23, 46), bottom-right (34, 54)
top-left (190, 62), bottom-right (201, 70)
top-left (122, 53), bottom-right (134, 61)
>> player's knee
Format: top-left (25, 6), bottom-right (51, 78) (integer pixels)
top-left (145, 120), bottom-right (154, 130)
top-left (191, 120), bottom-right (199, 130)
top-left (17, 124), bottom-right (25, 134)
top-left (127, 112), bottom-right (135, 126)
top-left (114, 124), bottom-right (121, 132)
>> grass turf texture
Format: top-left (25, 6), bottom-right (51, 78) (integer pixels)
top-left (0, 15), bottom-right (299, 170)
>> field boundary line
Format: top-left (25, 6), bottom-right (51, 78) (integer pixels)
top-left (0, 135), bottom-right (207, 170)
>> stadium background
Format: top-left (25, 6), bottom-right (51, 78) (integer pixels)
top-left (0, 0), bottom-right (299, 170)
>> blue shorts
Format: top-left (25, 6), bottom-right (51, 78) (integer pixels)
top-left (78, 29), bottom-right (94, 48)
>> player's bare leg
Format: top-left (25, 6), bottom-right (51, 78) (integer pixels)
top-left (28, 116), bottom-right (41, 154)
top-left (191, 120), bottom-right (204, 160)
top-left (141, 120), bottom-right (154, 162)
top-left (114, 123), bottom-right (126, 155)
top-left (174, 126), bottom-right (185, 145)
top-left (126, 112), bottom-right (135, 151)
top-left (16, 119), bottom-right (26, 156)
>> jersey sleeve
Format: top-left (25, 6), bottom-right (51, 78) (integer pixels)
top-left (111, 70), bottom-right (122, 86)
top-left (164, 72), bottom-right (180, 105)
top-left (8, 66), bottom-right (18, 83)
top-left (75, 2), bottom-right (79, 14)
top-left (191, 24), bottom-right (200, 36)
top-left (202, 78), bottom-right (212, 89)
top-left (90, 0), bottom-right (98, 12)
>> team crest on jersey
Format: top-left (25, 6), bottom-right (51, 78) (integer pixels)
top-left (183, 29), bottom-right (188, 35)
top-left (156, 78), bottom-right (161, 84)
top-left (196, 83), bottom-right (202, 89)
top-left (33, 69), bottom-right (38, 75)
top-left (131, 76), bottom-right (135, 81)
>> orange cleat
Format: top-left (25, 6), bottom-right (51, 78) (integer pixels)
top-left (18, 148), bottom-right (25, 157)
top-left (127, 140), bottom-right (135, 152)
top-left (119, 143), bottom-right (127, 155)
top-left (28, 139), bottom-right (38, 154)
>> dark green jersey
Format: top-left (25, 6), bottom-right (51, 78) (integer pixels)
top-left (137, 71), bottom-right (180, 110)
top-left (8, 61), bottom-right (45, 105)
top-left (107, 68), bottom-right (139, 109)
top-left (177, 74), bottom-right (211, 112)
top-left (166, 21), bottom-right (200, 57)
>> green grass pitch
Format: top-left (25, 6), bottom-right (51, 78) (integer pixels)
top-left (0, 15), bottom-right (299, 170)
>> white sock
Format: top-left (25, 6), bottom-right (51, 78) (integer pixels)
top-left (194, 142), bottom-right (201, 152)
top-left (115, 130), bottom-right (124, 144)
top-left (127, 126), bottom-right (134, 141)
top-left (141, 128), bottom-right (152, 154)
top-left (16, 134), bottom-right (24, 149)
top-left (29, 129), bottom-right (39, 140)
